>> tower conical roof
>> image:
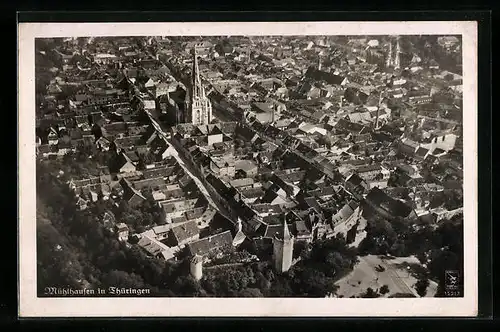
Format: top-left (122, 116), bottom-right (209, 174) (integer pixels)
top-left (191, 46), bottom-right (203, 98)
top-left (191, 253), bottom-right (203, 264)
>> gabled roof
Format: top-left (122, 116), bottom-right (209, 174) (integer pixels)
top-left (187, 230), bottom-right (233, 256)
top-left (240, 187), bottom-right (265, 199)
top-left (346, 173), bottom-right (365, 187)
top-left (336, 118), bottom-right (365, 134)
top-left (171, 220), bottom-right (199, 244)
top-left (208, 125), bottom-right (223, 135)
top-left (334, 200), bottom-right (359, 221)
top-left (124, 151), bottom-right (140, 163)
top-left (259, 187), bottom-right (285, 205)
top-left (416, 146), bottom-right (429, 157)
top-left (185, 207), bottom-right (205, 221)
top-left (230, 177), bottom-right (255, 188)
top-left (401, 138), bottom-right (419, 149)
top-left (121, 178), bottom-right (146, 202)
top-left (357, 164), bottom-right (382, 173)
top-left (365, 187), bottom-right (413, 218)
top-left (142, 166), bottom-right (176, 179)
top-left (294, 219), bottom-right (311, 237)
top-left (116, 223), bottom-right (129, 231)
top-left (433, 148), bottom-right (446, 155)
top-left (132, 177), bottom-right (166, 190)
top-left (137, 234), bottom-right (168, 256)
top-left (264, 217), bottom-right (293, 240)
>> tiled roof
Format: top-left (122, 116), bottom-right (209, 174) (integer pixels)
top-left (294, 219), bottom-right (311, 237)
top-left (230, 178), bottom-right (255, 188)
top-left (365, 187), bottom-right (413, 218)
top-left (137, 234), bottom-right (168, 256)
top-left (171, 220), bottom-right (199, 243)
top-left (132, 177), bottom-right (165, 190)
top-left (356, 164), bottom-right (382, 173)
top-left (142, 166), bottom-right (176, 179)
top-left (187, 230), bottom-right (233, 256)
top-left (303, 196), bottom-right (322, 214)
top-left (185, 207), bottom-right (205, 221)
top-left (416, 147), bottom-right (429, 157)
top-left (241, 187), bottom-right (264, 199)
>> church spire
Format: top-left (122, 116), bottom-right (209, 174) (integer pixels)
top-left (394, 36), bottom-right (401, 70)
top-left (184, 45), bottom-right (213, 126)
top-left (386, 39), bottom-right (393, 68)
top-left (273, 214), bottom-right (294, 274)
top-left (192, 46), bottom-right (203, 98)
top-left (236, 217), bottom-right (243, 233)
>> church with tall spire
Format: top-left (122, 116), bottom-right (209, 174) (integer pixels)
top-left (385, 35), bottom-right (402, 70)
top-left (184, 47), bottom-right (213, 125)
top-left (394, 35), bottom-right (402, 70)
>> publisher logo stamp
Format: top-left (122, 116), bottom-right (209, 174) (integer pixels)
top-left (444, 270), bottom-right (461, 297)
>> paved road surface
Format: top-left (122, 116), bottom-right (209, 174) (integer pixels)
top-left (363, 255), bottom-right (418, 297)
top-left (335, 255), bottom-right (421, 298)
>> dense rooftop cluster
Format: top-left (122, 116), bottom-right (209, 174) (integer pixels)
top-left (35, 35), bottom-right (464, 297)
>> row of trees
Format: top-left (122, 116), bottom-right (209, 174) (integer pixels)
top-left (355, 285), bottom-right (390, 298)
top-left (358, 213), bottom-right (463, 297)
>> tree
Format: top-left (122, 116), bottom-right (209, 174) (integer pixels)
top-left (390, 239), bottom-right (406, 257)
top-left (293, 241), bottom-right (309, 259)
top-left (239, 288), bottom-right (263, 297)
top-left (102, 270), bottom-right (147, 289)
top-left (254, 271), bottom-right (271, 292)
top-left (269, 277), bottom-right (294, 297)
top-left (379, 285), bottom-right (390, 295)
top-left (415, 278), bottom-right (430, 297)
top-left (361, 287), bottom-right (380, 298)
top-left (428, 249), bottom-right (459, 281)
top-left (37, 219), bottom-right (87, 292)
top-left (289, 267), bottom-right (338, 297)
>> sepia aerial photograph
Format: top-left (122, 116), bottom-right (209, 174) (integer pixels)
top-left (33, 33), bottom-right (465, 301)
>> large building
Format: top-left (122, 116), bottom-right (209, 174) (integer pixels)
top-left (184, 48), bottom-right (213, 125)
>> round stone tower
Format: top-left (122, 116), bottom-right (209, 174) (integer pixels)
top-left (273, 218), bottom-right (294, 274)
top-left (190, 254), bottom-right (204, 281)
